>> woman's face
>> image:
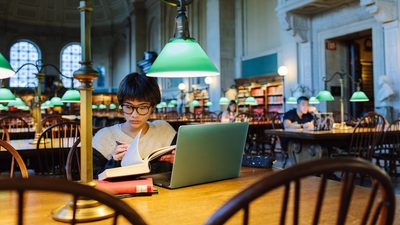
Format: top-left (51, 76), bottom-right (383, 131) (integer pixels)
top-left (121, 99), bottom-right (153, 130)
top-left (229, 104), bottom-right (236, 112)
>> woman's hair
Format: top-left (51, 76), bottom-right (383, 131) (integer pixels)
top-left (227, 100), bottom-right (237, 112)
top-left (117, 72), bottom-right (161, 106)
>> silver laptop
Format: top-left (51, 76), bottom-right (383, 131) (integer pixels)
top-left (147, 122), bottom-right (249, 189)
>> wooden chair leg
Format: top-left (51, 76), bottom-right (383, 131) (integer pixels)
top-left (10, 157), bottom-right (15, 178)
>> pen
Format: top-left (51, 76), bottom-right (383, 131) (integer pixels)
top-left (115, 141), bottom-right (123, 145)
top-left (115, 189), bottom-right (159, 199)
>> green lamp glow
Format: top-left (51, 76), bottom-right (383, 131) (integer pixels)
top-left (109, 103), bottom-right (117, 110)
top-left (99, 103), bottom-right (107, 110)
top-left (244, 96), bottom-right (258, 105)
top-left (309, 96), bottom-right (320, 104)
top-left (8, 97), bottom-right (26, 108)
top-left (147, 38), bottom-right (219, 78)
top-left (160, 101), bottom-right (167, 108)
top-left (286, 97), bottom-right (297, 104)
top-left (167, 102), bottom-right (176, 108)
top-left (156, 103), bottom-right (163, 109)
top-left (0, 88), bottom-right (16, 102)
top-left (169, 99), bottom-right (178, 106)
top-left (316, 90), bottom-right (334, 101)
top-left (219, 97), bottom-right (230, 105)
top-left (0, 53), bottom-right (15, 79)
top-left (62, 89), bottom-right (80, 103)
top-left (50, 97), bottom-right (64, 106)
top-left (205, 101), bottom-right (213, 107)
top-left (19, 105), bottom-right (30, 111)
top-left (0, 104), bottom-right (7, 111)
top-left (350, 91), bottom-right (369, 102)
top-left (92, 104), bottom-right (98, 110)
top-left (190, 100), bottom-right (200, 107)
top-left (41, 100), bottom-right (54, 109)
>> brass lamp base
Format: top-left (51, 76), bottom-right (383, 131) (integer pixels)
top-left (51, 199), bottom-right (114, 223)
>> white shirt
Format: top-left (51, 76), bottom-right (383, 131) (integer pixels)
top-left (92, 120), bottom-right (176, 160)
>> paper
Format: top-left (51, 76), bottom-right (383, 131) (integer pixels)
top-left (121, 130), bottom-right (144, 166)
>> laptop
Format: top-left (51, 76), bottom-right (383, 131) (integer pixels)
top-left (147, 122), bottom-right (249, 189)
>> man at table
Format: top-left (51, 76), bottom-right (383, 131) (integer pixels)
top-left (283, 96), bottom-right (314, 130)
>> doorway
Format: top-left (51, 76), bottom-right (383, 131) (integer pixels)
top-left (324, 29), bottom-right (374, 119)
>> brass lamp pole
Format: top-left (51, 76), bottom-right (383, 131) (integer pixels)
top-left (52, 0), bottom-right (114, 222)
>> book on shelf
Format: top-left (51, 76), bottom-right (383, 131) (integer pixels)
top-left (98, 130), bottom-right (176, 180)
top-left (96, 177), bottom-right (155, 195)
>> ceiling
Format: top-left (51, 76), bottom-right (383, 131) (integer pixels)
top-left (0, 0), bottom-right (132, 28)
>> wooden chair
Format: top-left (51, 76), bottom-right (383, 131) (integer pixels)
top-left (65, 138), bottom-right (81, 181)
top-left (0, 140), bottom-right (28, 178)
top-left (41, 114), bottom-right (69, 129)
top-left (0, 115), bottom-right (30, 132)
top-left (36, 121), bottom-right (80, 176)
top-left (374, 120), bottom-right (400, 176)
top-left (205, 158), bottom-right (395, 225)
top-left (0, 176), bottom-right (146, 225)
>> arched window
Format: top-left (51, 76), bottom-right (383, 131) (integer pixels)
top-left (60, 43), bottom-right (81, 88)
top-left (9, 40), bottom-right (41, 87)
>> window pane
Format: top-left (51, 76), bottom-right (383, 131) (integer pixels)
top-left (60, 44), bottom-right (81, 88)
top-left (9, 41), bottom-right (41, 87)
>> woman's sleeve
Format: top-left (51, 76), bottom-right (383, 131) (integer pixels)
top-left (93, 148), bottom-right (121, 179)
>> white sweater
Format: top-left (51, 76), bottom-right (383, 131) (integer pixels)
top-left (92, 120), bottom-right (176, 160)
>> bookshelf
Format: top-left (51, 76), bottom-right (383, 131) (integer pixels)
top-left (235, 74), bottom-right (284, 115)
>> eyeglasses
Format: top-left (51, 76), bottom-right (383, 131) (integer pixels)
top-left (121, 104), bottom-right (152, 115)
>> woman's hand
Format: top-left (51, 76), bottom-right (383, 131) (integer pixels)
top-left (112, 141), bottom-right (129, 161)
top-left (159, 150), bottom-right (175, 164)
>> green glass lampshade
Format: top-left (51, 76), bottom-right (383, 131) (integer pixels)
top-left (0, 53), bottom-right (15, 79)
top-left (219, 97), bottom-right (230, 105)
top-left (286, 97), bottom-right (297, 104)
top-left (205, 101), bottom-right (213, 107)
top-left (316, 90), bottom-right (334, 101)
top-left (41, 100), bottom-right (54, 109)
top-left (8, 97), bottom-right (26, 107)
top-left (167, 102), bottom-right (176, 108)
top-left (309, 96), bottom-right (320, 104)
top-left (147, 38), bottom-right (219, 78)
top-left (0, 104), bottom-right (7, 111)
top-left (159, 102), bottom-right (167, 108)
top-left (19, 105), bottom-right (30, 111)
top-left (244, 96), bottom-right (258, 105)
top-left (350, 91), bottom-right (369, 102)
top-left (169, 99), bottom-right (178, 106)
top-left (109, 103), bottom-right (117, 110)
top-left (0, 88), bottom-right (16, 102)
top-left (92, 104), bottom-right (98, 110)
top-left (62, 89), bottom-right (80, 103)
top-left (99, 103), bottom-right (107, 110)
top-left (156, 103), bottom-right (163, 109)
top-left (190, 100), bottom-right (200, 107)
top-left (118, 105), bottom-right (122, 110)
top-left (50, 97), bottom-right (64, 106)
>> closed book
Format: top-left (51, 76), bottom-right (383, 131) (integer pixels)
top-left (96, 178), bottom-right (154, 194)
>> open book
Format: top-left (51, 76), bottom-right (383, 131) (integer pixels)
top-left (98, 130), bottom-right (175, 180)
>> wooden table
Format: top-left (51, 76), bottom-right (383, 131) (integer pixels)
top-left (0, 167), bottom-right (398, 225)
top-left (264, 128), bottom-right (355, 141)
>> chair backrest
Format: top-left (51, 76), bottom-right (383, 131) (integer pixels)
top-left (205, 158), bottom-right (395, 225)
top-left (0, 115), bottom-right (30, 132)
top-left (271, 113), bottom-right (283, 129)
top-left (349, 112), bottom-right (386, 160)
top-left (0, 176), bottom-right (146, 225)
top-left (65, 137), bottom-right (81, 181)
top-left (0, 140), bottom-right (28, 178)
top-left (41, 115), bottom-right (69, 129)
top-left (36, 121), bottom-right (80, 175)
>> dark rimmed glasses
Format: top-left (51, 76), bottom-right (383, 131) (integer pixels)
top-left (121, 104), bottom-right (152, 115)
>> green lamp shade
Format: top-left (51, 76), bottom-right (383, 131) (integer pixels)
top-left (219, 97), bottom-right (230, 105)
top-left (190, 100), bottom-right (200, 107)
top-left (8, 97), bottom-right (26, 107)
top-left (0, 88), bottom-right (16, 102)
top-left (169, 99), bottom-right (178, 106)
top-left (62, 89), bottom-right (80, 103)
top-left (316, 90), bottom-right (334, 101)
top-left (50, 97), bottom-right (64, 106)
top-left (0, 53), bottom-right (15, 79)
top-left (309, 96), bottom-right (320, 104)
top-left (41, 100), bottom-right (54, 109)
top-left (147, 38), bottom-right (219, 78)
top-left (19, 105), bottom-right (30, 111)
top-left (99, 103), bottom-right (107, 110)
top-left (109, 103), bottom-right (117, 110)
top-left (350, 91), bottom-right (369, 102)
top-left (0, 104), bottom-right (7, 111)
top-left (245, 96), bottom-right (258, 105)
top-left (92, 104), bottom-right (98, 109)
top-left (167, 102), bottom-right (176, 108)
top-left (205, 101), bottom-right (213, 107)
top-left (156, 103), bottom-right (163, 109)
top-left (118, 105), bottom-right (122, 110)
top-left (286, 97), bottom-right (297, 104)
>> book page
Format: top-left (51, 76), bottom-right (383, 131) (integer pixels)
top-left (146, 145), bottom-right (176, 162)
top-left (121, 130), bottom-right (144, 167)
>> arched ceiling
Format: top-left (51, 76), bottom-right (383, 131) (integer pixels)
top-left (0, 0), bottom-right (132, 28)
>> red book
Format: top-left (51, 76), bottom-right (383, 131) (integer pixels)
top-left (96, 178), bottom-right (153, 194)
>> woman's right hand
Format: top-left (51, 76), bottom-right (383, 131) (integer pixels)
top-left (112, 141), bottom-right (129, 161)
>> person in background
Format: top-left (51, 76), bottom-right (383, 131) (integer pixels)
top-left (283, 96), bottom-right (314, 130)
top-left (92, 73), bottom-right (177, 178)
top-left (221, 100), bottom-right (237, 123)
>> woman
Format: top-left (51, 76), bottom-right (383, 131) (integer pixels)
top-left (92, 73), bottom-right (176, 177)
top-left (220, 100), bottom-right (237, 123)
